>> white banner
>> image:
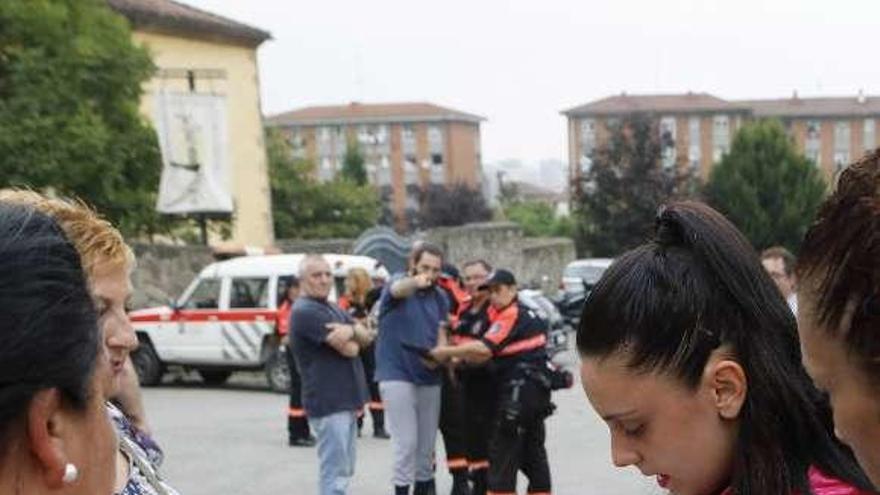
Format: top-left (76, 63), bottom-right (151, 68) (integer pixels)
top-left (154, 92), bottom-right (233, 214)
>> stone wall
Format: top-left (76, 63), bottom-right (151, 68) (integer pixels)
top-left (130, 223), bottom-right (576, 308)
top-left (274, 238), bottom-right (354, 254)
top-left (130, 243), bottom-right (213, 309)
top-left (425, 222), bottom-right (575, 290)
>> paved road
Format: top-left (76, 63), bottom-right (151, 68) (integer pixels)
top-left (143, 348), bottom-right (659, 495)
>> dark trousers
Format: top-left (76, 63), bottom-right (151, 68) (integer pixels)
top-left (439, 371), bottom-right (469, 475)
top-left (358, 343), bottom-right (385, 432)
top-left (461, 370), bottom-right (496, 495)
top-left (486, 376), bottom-right (552, 494)
top-left (286, 346), bottom-right (311, 441)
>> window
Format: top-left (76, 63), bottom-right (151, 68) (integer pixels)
top-left (660, 116), bottom-right (677, 169)
top-left (428, 125), bottom-right (444, 153)
top-left (288, 129), bottom-right (305, 149)
top-left (834, 121), bottom-right (851, 170)
top-left (405, 190), bottom-right (420, 211)
top-left (865, 119), bottom-right (876, 152)
top-left (333, 126), bottom-right (346, 154)
top-left (183, 278), bottom-right (222, 310)
top-left (377, 156), bottom-right (392, 186)
top-left (230, 278), bottom-right (270, 309)
top-left (431, 153), bottom-right (444, 165)
top-left (319, 158), bottom-right (334, 181)
top-left (318, 126), bottom-right (332, 155)
top-left (318, 127), bottom-right (331, 144)
top-left (806, 120), bottom-right (822, 166)
top-left (580, 118), bottom-right (597, 154)
top-left (404, 154), bottom-right (419, 184)
top-left (579, 156), bottom-right (593, 175)
top-left (712, 115), bottom-right (730, 162)
top-left (688, 117), bottom-right (701, 171)
top-left (375, 125), bottom-right (389, 145)
top-left (277, 276), bottom-right (298, 306)
top-left (402, 125), bottom-right (417, 154)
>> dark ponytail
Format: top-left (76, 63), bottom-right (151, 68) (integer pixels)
top-left (0, 203), bottom-right (100, 455)
top-left (577, 200), bottom-right (872, 494)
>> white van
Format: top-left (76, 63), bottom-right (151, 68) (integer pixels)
top-left (129, 254), bottom-right (388, 392)
top-left (561, 258), bottom-right (614, 296)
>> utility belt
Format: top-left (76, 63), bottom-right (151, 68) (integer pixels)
top-left (497, 363), bottom-right (556, 430)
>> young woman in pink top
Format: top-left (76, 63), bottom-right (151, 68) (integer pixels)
top-left (576, 201), bottom-right (874, 495)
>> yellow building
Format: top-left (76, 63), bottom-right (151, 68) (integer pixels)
top-left (109, 0), bottom-right (274, 246)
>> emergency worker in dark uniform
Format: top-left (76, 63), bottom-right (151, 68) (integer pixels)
top-left (451, 260), bottom-right (495, 495)
top-left (436, 264), bottom-right (471, 495)
top-left (278, 276), bottom-right (315, 447)
top-left (430, 269), bottom-right (553, 495)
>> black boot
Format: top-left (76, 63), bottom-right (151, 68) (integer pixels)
top-left (395, 485), bottom-right (410, 495)
top-left (414, 479), bottom-right (436, 495)
top-left (373, 424), bottom-right (391, 439)
top-left (470, 470), bottom-right (487, 495)
top-left (450, 471), bottom-right (471, 495)
top-left (372, 408), bottom-right (388, 437)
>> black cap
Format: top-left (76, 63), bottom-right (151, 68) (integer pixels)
top-left (442, 263), bottom-right (460, 279)
top-left (479, 269), bottom-right (517, 290)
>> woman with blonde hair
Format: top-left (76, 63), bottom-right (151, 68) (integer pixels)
top-left (339, 267), bottom-right (388, 438)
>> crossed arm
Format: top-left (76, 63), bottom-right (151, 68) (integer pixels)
top-left (325, 321), bottom-right (375, 358)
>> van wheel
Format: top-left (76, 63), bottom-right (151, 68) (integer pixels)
top-left (132, 341), bottom-right (164, 386)
top-left (265, 348), bottom-right (290, 394)
top-left (198, 370), bottom-right (232, 386)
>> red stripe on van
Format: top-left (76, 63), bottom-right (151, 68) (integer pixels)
top-left (129, 309), bottom-right (278, 323)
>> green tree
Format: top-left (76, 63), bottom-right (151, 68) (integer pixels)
top-left (0, 0), bottom-right (171, 238)
top-left (705, 119), bottom-right (826, 253)
top-left (268, 130), bottom-right (380, 239)
top-left (573, 114), bottom-right (697, 256)
top-left (341, 140), bottom-right (367, 186)
top-left (503, 200), bottom-right (573, 238)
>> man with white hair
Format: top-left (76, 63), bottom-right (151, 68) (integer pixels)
top-left (291, 254), bottom-right (374, 495)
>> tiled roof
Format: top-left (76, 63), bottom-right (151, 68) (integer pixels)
top-left (563, 93), bottom-right (750, 116)
top-left (265, 102), bottom-right (486, 126)
top-left (108, 0), bottom-right (270, 46)
top-left (738, 95), bottom-right (880, 118)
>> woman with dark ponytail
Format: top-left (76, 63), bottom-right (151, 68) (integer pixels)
top-left (0, 203), bottom-right (117, 494)
top-left (576, 201), bottom-right (873, 495)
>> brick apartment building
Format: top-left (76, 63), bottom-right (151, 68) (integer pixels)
top-left (265, 102), bottom-right (485, 229)
top-left (563, 92), bottom-right (880, 192)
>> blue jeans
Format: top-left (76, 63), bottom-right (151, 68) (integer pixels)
top-left (311, 410), bottom-right (358, 495)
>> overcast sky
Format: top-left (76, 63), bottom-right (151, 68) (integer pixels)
top-left (184, 0), bottom-right (879, 165)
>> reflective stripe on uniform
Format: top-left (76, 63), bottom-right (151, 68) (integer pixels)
top-left (469, 460), bottom-right (490, 471)
top-left (497, 333), bottom-right (547, 357)
top-left (288, 408), bottom-right (307, 418)
top-left (447, 457), bottom-right (469, 470)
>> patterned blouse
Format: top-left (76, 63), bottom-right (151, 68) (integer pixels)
top-left (108, 403), bottom-right (182, 495)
